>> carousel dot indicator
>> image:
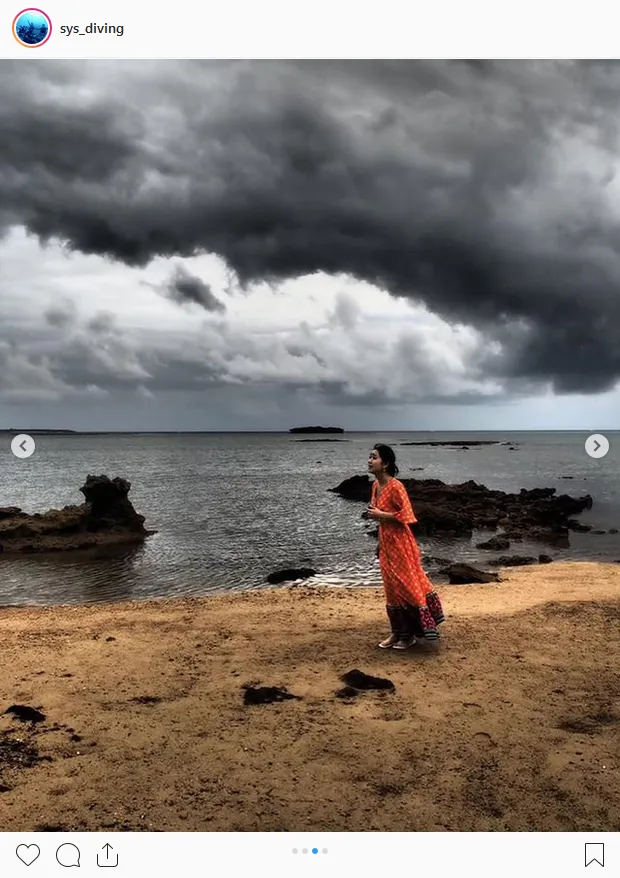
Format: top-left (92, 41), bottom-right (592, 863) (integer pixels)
top-left (312, 848), bottom-right (318, 854)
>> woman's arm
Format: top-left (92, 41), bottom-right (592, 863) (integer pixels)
top-left (378, 510), bottom-right (398, 522)
top-left (367, 507), bottom-right (399, 522)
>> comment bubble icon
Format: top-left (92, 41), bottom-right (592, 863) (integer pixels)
top-left (56, 843), bottom-right (81, 867)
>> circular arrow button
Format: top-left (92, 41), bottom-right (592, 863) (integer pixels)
top-left (585, 434), bottom-right (609, 459)
top-left (10, 433), bottom-right (36, 459)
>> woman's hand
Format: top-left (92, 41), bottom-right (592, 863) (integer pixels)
top-left (367, 505), bottom-right (384, 520)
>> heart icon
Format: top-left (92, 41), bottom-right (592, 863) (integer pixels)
top-left (16, 844), bottom-right (40, 866)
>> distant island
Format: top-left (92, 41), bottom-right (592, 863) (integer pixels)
top-left (289, 426), bottom-right (344, 434)
top-left (0, 428), bottom-right (78, 435)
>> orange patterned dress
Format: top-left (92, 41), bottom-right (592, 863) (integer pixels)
top-left (372, 477), bottom-right (445, 640)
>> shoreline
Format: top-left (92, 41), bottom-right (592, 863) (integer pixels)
top-left (2, 553), bottom-right (620, 609)
top-left (2, 561), bottom-right (620, 831)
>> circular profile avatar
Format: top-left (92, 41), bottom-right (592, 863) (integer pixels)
top-left (12, 8), bottom-right (52, 47)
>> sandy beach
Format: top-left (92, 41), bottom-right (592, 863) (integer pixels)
top-left (2, 561), bottom-right (620, 832)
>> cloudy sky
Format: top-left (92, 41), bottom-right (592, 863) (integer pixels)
top-left (1, 60), bottom-right (619, 431)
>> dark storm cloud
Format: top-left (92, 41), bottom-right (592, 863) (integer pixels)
top-left (2, 60), bottom-right (620, 393)
top-left (161, 265), bottom-right (225, 311)
top-left (44, 299), bottom-right (77, 329)
top-left (87, 311), bottom-right (116, 334)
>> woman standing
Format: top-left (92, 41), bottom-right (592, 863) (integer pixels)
top-left (367, 443), bottom-right (445, 650)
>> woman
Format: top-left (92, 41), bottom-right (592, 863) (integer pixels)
top-left (367, 443), bottom-right (445, 650)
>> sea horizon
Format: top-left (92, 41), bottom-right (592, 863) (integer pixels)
top-left (1, 428), bottom-right (619, 435)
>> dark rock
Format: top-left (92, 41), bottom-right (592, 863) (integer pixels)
top-left (506, 527), bottom-right (569, 547)
top-left (400, 440), bottom-right (499, 446)
top-left (4, 705), bottom-right (46, 723)
top-left (0, 475), bottom-right (153, 554)
top-left (289, 426), bottom-right (344, 434)
top-left (329, 474), bottom-right (372, 502)
top-left (335, 686), bottom-right (359, 699)
top-left (592, 530), bottom-right (606, 535)
top-left (80, 475), bottom-right (146, 530)
top-left (609, 528), bottom-right (619, 534)
top-left (130, 696), bottom-right (162, 705)
top-left (560, 476), bottom-right (574, 480)
top-left (266, 567), bottom-right (316, 585)
top-left (295, 438), bottom-right (347, 442)
top-left (0, 507), bottom-right (23, 521)
top-left (242, 686), bottom-right (301, 705)
top-left (330, 475), bottom-right (592, 542)
top-left (476, 535), bottom-right (510, 551)
top-left (567, 519), bottom-right (592, 532)
top-left (105, 637), bottom-right (116, 642)
top-left (441, 563), bottom-right (499, 584)
top-left (424, 555), bottom-right (454, 567)
top-left (539, 554), bottom-right (553, 564)
top-left (340, 669), bottom-right (395, 691)
top-left (488, 555), bottom-right (537, 567)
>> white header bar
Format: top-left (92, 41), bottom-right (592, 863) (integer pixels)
top-left (3, 0), bottom-right (620, 58)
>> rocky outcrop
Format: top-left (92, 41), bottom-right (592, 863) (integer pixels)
top-left (476, 535), bottom-right (510, 551)
top-left (266, 568), bottom-right (316, 585)
top-left (400, 440), bottom-right (501, 447)
top-left (0, 475), bottom-right (152, 554)
top-left (330, 475), bottom-right (592, 542)
top-left (488, 555), bottom-right (537, 567)
top-left (440, 563), bottom-right (500, 584)
top-left (294, 438), bottom-right (347, 442)
top-left (289, 426), bottom-right (344, 434)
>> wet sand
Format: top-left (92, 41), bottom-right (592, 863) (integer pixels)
top-left (1, 561), bottom-right (620, 832)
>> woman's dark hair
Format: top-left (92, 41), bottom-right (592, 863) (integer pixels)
top-left (373, 443), bottom-right (399, 477)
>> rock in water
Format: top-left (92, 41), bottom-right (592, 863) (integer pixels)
top-left (80, 475), bottom-right (146, 533)
top-left (330, 475), bottom-right (592, 542)
top-left (0, 474), bottom-right (153, 554)
top-left (476, 535), bottom-right (510, 551)
top-left (289, 426), bottom-right (344, 434)
top-left (266, 568), bottom-right (316, 585)
top-left (329, 475), bottom-right (372, 502)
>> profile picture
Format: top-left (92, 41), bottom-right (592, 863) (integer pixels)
top-left (12, 8), bottom-right (51, 47)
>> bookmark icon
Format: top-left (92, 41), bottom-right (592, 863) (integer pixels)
top-left (585, 843), bottom-right (604, 867)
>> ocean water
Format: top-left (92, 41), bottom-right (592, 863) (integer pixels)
top-left (0, 431), bottom-right (618, 606)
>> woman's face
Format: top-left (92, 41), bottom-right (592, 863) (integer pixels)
top-left (368, 449), bottom-right (384, 475)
